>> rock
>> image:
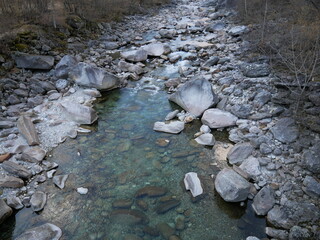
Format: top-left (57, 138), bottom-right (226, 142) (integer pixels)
top-left (17, 115), bottom-right (40, 146)
top-left (0, 199), bottom-right (12, 225)
top-left (201, 108), bottom-right (238, 128)
top-left (0, 153), bottom-right (12, 163)
top-left (15, 223), bottom-right (62, 240)
top-left (70, 62), bottom-right (120, 90)
top-left (118, 60), bottom-right (144, 75)
top-left (156, 138), bottom-right (170, 147)
top-left (302, 176), bottom-right (320, 198)
top-left (203, 56), bottom-right (219, 67)
top-left (143, 226), bottom-right (159, 237)
top-left (309, 93), bottom-right (320, 106)
top-left (302, 145), bottom-right (320, 174)
top-left (21, 146), bottom-right (46, 162)
top-left (265, 227), bottom-right (289, 240)
top-left (53, 175), bottom-right (69, 189)
top-left (184, 172), bottom-right (203, 197)
top-left (227, 142), bottom-right (254, 165)
top-left (231, 104), bottom-right (253, 119)
top-left (214, 168), bottom-right (251, 202)
top-left (228, 26), bottom-right (248, 36)
top-left (155, 199), bottom-right (180, 214)
top-left (165, 110), bottom-right (180, 121)
top-left (252, 186), bottom-right (275, 216)
top-left (241, 63), bottom-right (270, 78)
top-left (121, 49), bottom-right (148, 62)
top-left (0, 121), bottom-right (14, 129)
top-left (103, 41), bottom-right (119, 50)
top-left (14, 53), bottom-right (54, 70)
top-left (47, 169), bottom-right (56, 179)
top-left (77, 187), bottom-right (88, 195)
top-left (30, 191), bottom-right (47, 212)
top-left (135, 186), bottom-right (167, 198)
top-left (0, 175), bottom-right (24, 188)
top-left (156, 222), bottom-right (175, 239)
top-left (153, 121), bottom-right (184, 134)
top-left (200, 124), bottom-right (211, 133)
top-left (60, 102), bottom-right (98, 124)
top-left (206, 22), bottom-right (226, 32)
top-left (289, 226), bottom-right (312, 240)
top-left (124, 234), bottom-right (142, 240)
top-left (55, 79), bottom-right (69, 91)
top-left (110, 209), bottom-right (148, 225)
top-left (195, 133), bottom-right (215, 146)
top-left (270, 118), bottom-right (299, 143)
top-left (55, 55), bottom-right (78, 79)
top-left (254, 90), bottom-right (271, 108)
top-left (159, 29), bottom-right (177, 38)
top-left (239, 156), bottom-right (261, 180)
top-left (6, 196), bottom-right (24, 210)
top-left (2, 161), bottom-right (32, 179)
top-left (112, 199), bottom-right (133, 209)
top-left (246, 237), bottom-right (260, 240)
top-left (168, 79), bottom-right (218, 117)
top-left (142, 43), bottom-right (165, 57)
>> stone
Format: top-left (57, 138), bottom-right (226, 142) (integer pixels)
top-left (15, 223), bottom-right (62, 240)
top-left (60, 102), bottom-right (98, 124)
top-left (231, 104), bottom-right (253, 119)
top-left (159, 29), bottom-right (177, 38)
top-left (265, 227), bottom-right (289, 240)
top-left (214, 168), bottom-right (251, 202)
top-left (254, 90), bottom-right (271, 108)
top-left (47, 169), bottom-right (56, 179)
top-left (124, 234), bottom-right (142, 240)
top-left (0, 199), bottom-right (12, 225)
top-left (157, 222), bottom-right (175, 239)
top-left (302, 145), bottom-right (320, 174)
top-left (289, 226), bottom-right (312, 240)
top-left (203, 56), bottom-right (219, 67)
top-left (103, 41), bottom-right (119, 50)
top-left (270, 118), bottom-right (299, 143)
top-left (153, 121), bottom-right (184, 134)
top-left (14, 53), bottom-right (54, 70)
top-left (227, 142), bottom-right (254, 165)
top-left (195, 133), bottom-right (215, 146)
top-left (201, 108), bottom-right (238, 128)
top-left (302, 176), bottom-right (320, 198)
top-left (77, 187), bottom-right (88, 195)
top-left (200, 124), bottom-right (211, 133)
top-left (121, 49), bottom-right (148, 62)
top-left (0, 153), bottom-right (12, 163)
top-left (0, 175), bottom-right (24, 188)
top-left (156, 138), bottom-right (170, 147)
top-left (228, 26), bottom-right (248, 36)
top-left (118, 60), bottom-right (144, 75)
top-left (0, 121), bottom-right (14, 129)
top-left (53, 174), bottom-right (69, 189)
top-left (30, 191), bottom-right (47, 212)
top-left (112, 199), bottom-right (133, 209)
top-left (110, 209), bottom-right (148, 225)
top-left (252, 186), bottom-right (275, 216)
top-left (6, 196), bottom-right (24, 210)
top-left (239, 156), bottom-right (261, 180)
top-left (165, 110), bottom-right (180, 121)
top-left (135, 186), bottom-right (167, 198)
top-left (184, 172), bottom-right (203, 197)
top-left (21, 146), bottom-right (46, 162)
top-left (168, 79), bottom-right (218, 117)
top-left (143, 226), bottom-right (159, 237)
top-left (55, 79), bottom-right (69, 91)
top-left (241, 63), bottom-right (270, 78)
top-left (309, 93), bottom-right (320, 106)
top-left (142, 43), bottom-right (165, 57)
top-left (70, 62), bottom-right (120, 90)
top-left (17, 115), bottom-right (40, 146)
top-left (246, 237), bottom-right (260, 240)
top-left (2, 161), bottom-right (32, 179)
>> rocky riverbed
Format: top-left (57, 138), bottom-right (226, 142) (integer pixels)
top-left (1, 0), bottom-right (320, 239)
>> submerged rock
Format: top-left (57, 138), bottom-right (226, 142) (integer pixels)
top-left (184, 172), bottom-right (203, 197)
top-left (60, 102), bottom-right (98, 125)
top-left (30, 191), bottom-right (47, 212)
top-left (153, 121), bottom-right (185, 134)
top-left (15, 223), bottom-right (62, 240)
top-left (155, 199), bottom-right (181, 214)
top-left (14, 53), bottom-right (54, 70)
top-left (135, 186), bottom-right (167, 198)
top-left (53, 175), bottom-right (69, 189)
top-left (168, 79), bottom-right (218, 117)
top-left (201, 108), bottom-right (238, 128)
top-left (0, 199), bottom-right (12, 225)
top-left (17, 116), bottom-right (40, 146)
top-left (110, 209), bottom-right (148, 225)
top-left (214, 168), bottom-right (251, 202)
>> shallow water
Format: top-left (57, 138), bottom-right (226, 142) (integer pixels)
top-left (0, 83), bottom-right (266, 240)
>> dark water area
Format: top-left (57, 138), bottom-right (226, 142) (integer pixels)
top-left (0, 86), bottom-right (266, 240)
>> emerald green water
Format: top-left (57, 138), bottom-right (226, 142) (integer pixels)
top-left (0, 85), bottom-right (266, 240)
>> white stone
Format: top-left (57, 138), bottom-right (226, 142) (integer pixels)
top-left (77, 187), bottom-right (88, 195)
top-left (184, 172), bottom-right (203, 197)
top-left (195, 133), bottom-right (215, 146)
top-left (202, 108), bottom-right (238, 128)
top-left (153, 121), bottom-right (185, 134)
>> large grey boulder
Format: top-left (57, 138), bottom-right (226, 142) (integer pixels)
top-left (227, 142), bottom-right (254, 165)
top-left (241, 63), bottom-right (270, 78)
top-left (184, 172), bottom-right (203, 197)
top-left (195, 133), bottom-right (215, 146)
top-left (60, 102), bottom-right (98, 125)
top-left (153, 121), bottom-right (184, 134)
top-left (214, 168), bottom-right (251, 202)
top-left (17, 116), bottom-right (40, 146)
top-left (302, 176), bottom-right (320, 198)
top-left (141, 43), bottom-right (165, 57)
top-left (270, 118), bottom-right (299, 143)
top-left (0, 199), bottom-right (13, 224)
top-left (168, 79), bottom-right (218, 117)
top-left (2, 161), bottom-right (32, 179)
top-left (252, 186), bottom-right (275, 216)
top-left (54, 55), bottom-right (78, 79)
top-left (239, 156), bottom-right (261, 180)
top-left (0, 175), bottom-right (24, 188)
top-left (201, 108), bottom-right (238, 128)
top-left (15, 223), bottom-right (62, 240)
top-left (14, 53), bottom-right (54, 70)
top-left (21, 146), bottom-right (46, 163)
top-left (30, 191), bottom-right (47, 212)
top-left (121, 49), bottom-right (148, 62)
top-left (70, 62), bottom-right (120, 90)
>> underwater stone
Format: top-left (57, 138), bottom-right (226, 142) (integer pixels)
top-left (53, 175), bottom-right (69, 189)
top-left (135, 186), bottom-right (168, 198)
top-left (15, 223), bottom-right (62, 240)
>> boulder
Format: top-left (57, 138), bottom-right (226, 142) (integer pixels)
top-left (231, 104), bottom-right (253, 119)
top-left (70, 62), bottom-right (120, 90)
top-left (53, 175), bottom-right (69, 189)
top-left (201, 108), bottom-right (238, 128)
top-left (203, 56), bottom-right (219, 67)
top-left (17, 115), bottom-right (40, 146)
top-left (228, 26), bottom-right (249, 36)
top-left (14, 53), bottom-right (54, 70)
top-left (15, 223), bottom-right (62, 240)
top-left (30, 191), bottom-right (47, 212)
top-left (0, 199), bottom-right (13, 225)
top-left (252, 186), bottom-right (275, 216)
top-left (153, 121), bottom-right (185, 134)
top-left (168, 79), bottom-right (218, 117)
top-left (302, 145), bottom-right (320, 174)
top-left (289, 226), bottom-right (312, 240)
top-left (270, 118), bottom-right (299, 143)
top-left (184, 172), bottom-right (203, 197)
top-left (302, 176), bottom-right (320, 198)
top-left (214, 168), bottom-right (251, 202)
top-left (121, 49), bottom-right (148, 62)
top-left (103, 41), bottom-right (119, 50)
top-left (6, 196), bottom-right (24, 210)
top-left (159, 29), bottom-right (177, 38)
top-left (2, 161), bottom-right (32, 179)
top-left (165, 110), bottom-right (180, 121)
top-left (118, 60), bottom-right (144, 75)
top-left (0, 175), bottom-right (24, 188)
top-left (195, 133), bottom-right (215, 146)
top-left (239, 156), bottom-right (261, 180)
top-left (227, 142), bottom-right (254, 165)
top-left (21, 146), bottom-right (46, 162)
top-left (200, 124), bottom-right (211, 133)
top-left (142, 43), bottom-right (165, 57)
top-left (241, 63), bottom-right (270, 78)
top-left (54, 55), bottom-right (78, 79)
top-left (265, 227), bottom-right (289, 240)
top-left (60, 102), bottom-right (98, 125)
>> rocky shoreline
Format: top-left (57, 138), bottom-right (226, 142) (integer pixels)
top-left (1, 0), bottom-right (320, 239)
